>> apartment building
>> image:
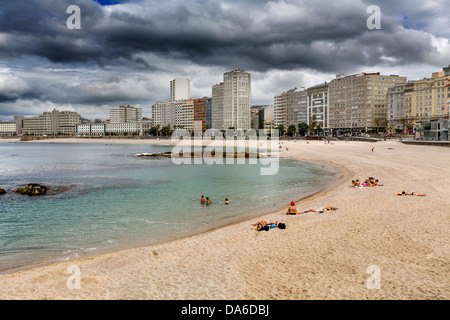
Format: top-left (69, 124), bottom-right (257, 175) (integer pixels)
top-left (273, 87), bottom-right (307, 129)
top-left (175, 100), bottom-right (194, 130)
top-left (212, 69), bottom-right (251, 130)
top-left (0, 121), bottom-right (17, 136)
top-left (211, 82), bottom-right (224, 130)
top-left (274, 92), bottom-right (287, 128)
top-left (193, 97), bottom-right (211, 131)
top-left (21, 109), bottom-right (81, 135)
top-left (328, 72), bottom-right (407, 132)
top-left (170, 78), bottom-right (190, 102)
top-left (409, 70), bottom-right (450, 124)
top-left (152, 101), bottom-right (176, 128)
top-left (307, 83), bottom-right (329, 131)
top-left (110, 105), bottom-right (142, 123)
top-left (386, 82), bottom-right (415, 130)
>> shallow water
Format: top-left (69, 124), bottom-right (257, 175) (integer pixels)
top-left (0, 142), bottom-right (338, 273)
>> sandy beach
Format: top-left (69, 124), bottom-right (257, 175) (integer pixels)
top-left (0, 138), bottom-right (449, 300)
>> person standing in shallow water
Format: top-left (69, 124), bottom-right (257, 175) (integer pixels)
top-left (224, 198), bottom-right (229, 205)
top-left (201, 195), bottom-right (206, 204)
top-left (206, 197), bottom-right (211, 205)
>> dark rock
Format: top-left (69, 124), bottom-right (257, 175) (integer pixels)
top-left (15, 184), bottom-right (49, 196)
top-left (0, 188), bottom-right (6, 195)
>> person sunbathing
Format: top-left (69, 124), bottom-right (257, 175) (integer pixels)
top-left (252, 220), bottom-right (285, 231)
top-left (397, 191), bottom-right (427, 197)
top-left (286, 201), bottom-right (300, 215)
top-left (303, 206), bottom-right (338, 213)
top-left (351, 180), bottom-right (361, 187)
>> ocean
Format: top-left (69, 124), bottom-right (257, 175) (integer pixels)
top-left (0, 141), bottom-right (339, 273)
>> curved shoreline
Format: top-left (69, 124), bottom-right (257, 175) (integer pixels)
top-left (0, 153), bottom-right (343, 275)
top-left (0, 138), bottom-right (449, 300)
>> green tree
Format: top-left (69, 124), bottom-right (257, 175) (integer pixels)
top-left (160, 124), bottom-right (171, 137)
top-left (287, 125), bottom-right (297, 137)
top-left (315, 124), bottom-right (323, 136)
top-left (298, 122), bottom-right (309, 136)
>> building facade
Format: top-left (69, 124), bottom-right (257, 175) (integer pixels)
top-left (211, 69), bottom-right (251, 130)
top-left (408, 69), bottom-right (450, 125)
top-left (307, 83), bottom-right (329, 131)
top-left (152, 101), bottom-right (176, 128)
top-left (0, 121), bottom-right (17, 136)
top-left (211, 82), bottom-right (224, 130)
top-left (328, 72), bottom-right (407, 133)
top-left (21, 109), bottom-right (81, 135)
top-left (174, 100), bottom-right (194, 130)
top-left (193, 97), bottom-right (211, 131)
top-left (274, 92), bottom-right (287, 128)
top-left (274, 87), bottom-right (307, 129)
top-left (386, 82), bottom-right (415, 130)
top-left (170, 78), bottom-right (190, 102)
top-left (110, 105), bottom-right (143, 123)
top-left (222, 69), bottom-right (251, 130)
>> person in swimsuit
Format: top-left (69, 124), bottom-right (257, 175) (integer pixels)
top-left (252, 220), bottom-right (285, 231)
top-left (397, 191), bottom-right (427, 197)
top-left (206, 197), bottom-right (211, 204)
top-left (201, 195), bottom-right (206, 204)
top-left (303, 206), bottom-right (338, 213)
top-left (286, 201), bottom-right (300, 215)
top-left (224, 198), bottom-right (229, 205)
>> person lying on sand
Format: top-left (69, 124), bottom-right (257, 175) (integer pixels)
top-left (351, 180), bottom-right (361, 187)
top-left (286, 201), bottom-right (300, 215)
top-left (252, 220), bottom-right (286, 231)
top-left (397, 191), bottom-right (427, 197)
top-left (303, 206), bottom-right (338, 213)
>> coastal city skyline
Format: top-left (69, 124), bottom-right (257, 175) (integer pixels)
top-left (1, 0), bottom-right (449, 121)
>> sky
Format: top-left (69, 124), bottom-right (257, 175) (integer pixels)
top-left (0, 0), bottom-right (449, 121)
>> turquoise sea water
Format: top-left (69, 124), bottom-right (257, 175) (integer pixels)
top-left (0, 142), bottom-right (339, 273)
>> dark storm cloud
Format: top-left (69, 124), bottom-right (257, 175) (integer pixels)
top-left (0, 0), bottom-right (449, 120)
top-left (2, 0), bottom-right (445, 72)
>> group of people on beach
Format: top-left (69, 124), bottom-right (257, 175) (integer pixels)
top-left (251, 174), bottom-right (427, 232)
top-left (351, 177), bottom-right (382, 187)
top-left (201, 195), bottom-right (229, 205)
top-left (351, 178), bottom-right (427, 196)
top-left (251, 200), bottom-right (338, 231)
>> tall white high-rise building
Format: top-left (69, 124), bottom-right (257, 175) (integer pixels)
top-left (211, 69), bottom-right (251, 130)
top-left (211, 82), bottom-right (224, 130)
top-left (170, 78), bottom-right (191, 102)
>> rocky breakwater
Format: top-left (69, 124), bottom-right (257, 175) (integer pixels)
top-left (14, 184), bottom-right (49, 196)
top-left (136, 151), bottom-right (261, 158)
top-left (0, 188), bottom-right (6, 195)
